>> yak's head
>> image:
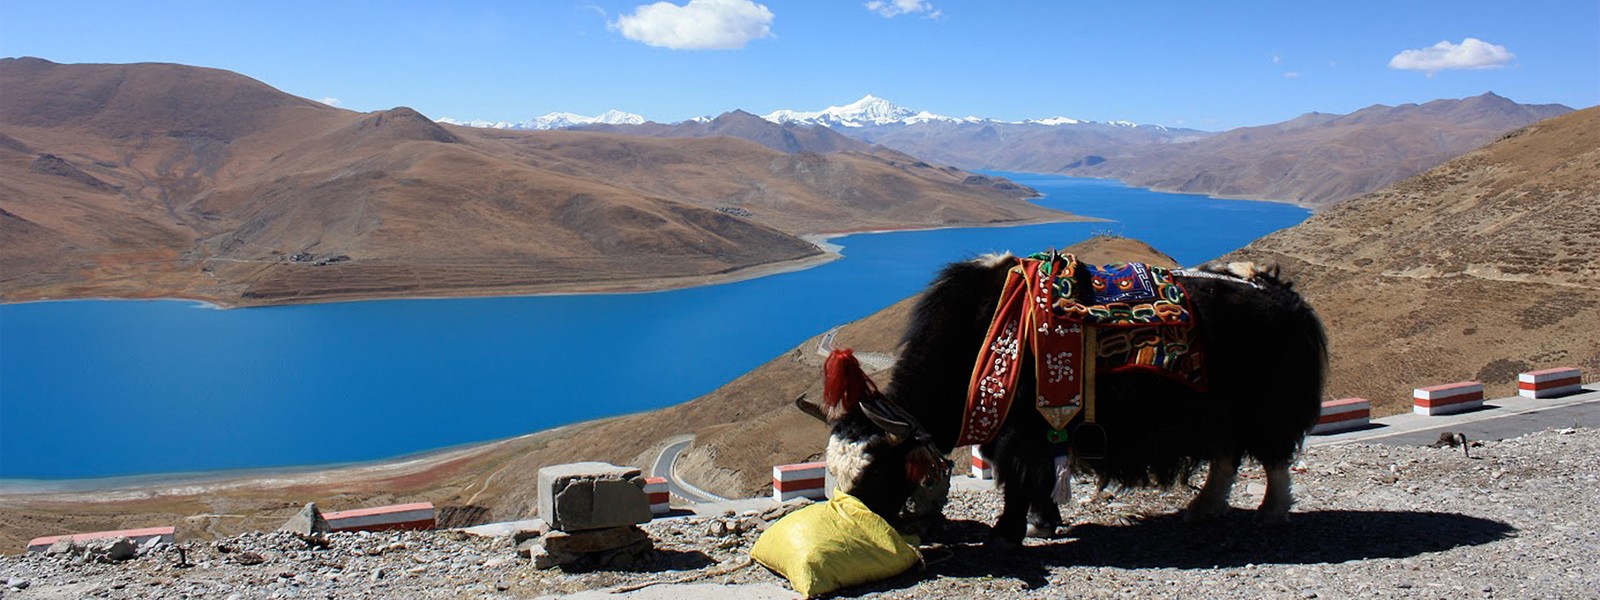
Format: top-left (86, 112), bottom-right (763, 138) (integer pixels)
top-left (797, 349), bottom-right (951, 531)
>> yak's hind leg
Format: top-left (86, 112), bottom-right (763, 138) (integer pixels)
top-left (1184, 450), bottom-right (1240, 521)
top-left (1027, 496), bottom-right (1063, 539)
top-left (1256, 460), bottom-right (1294, 524)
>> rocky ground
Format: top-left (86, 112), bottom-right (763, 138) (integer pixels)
top-left (2, 428), bottom-right (1596, 599)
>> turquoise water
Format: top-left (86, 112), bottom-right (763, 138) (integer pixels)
top-left (0, 175), bottom-right (1308, 479)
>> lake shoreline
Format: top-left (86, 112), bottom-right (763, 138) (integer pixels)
top-left (0, 216), bottom-right (1092, 311)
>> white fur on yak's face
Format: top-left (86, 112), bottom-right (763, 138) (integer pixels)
top-left (825, 422), bottom-right (951, 526)
top-left (826, 432), bottom-right (875, 494)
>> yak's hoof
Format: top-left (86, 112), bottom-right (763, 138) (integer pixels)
top-left (1026, 523), bottom-right (1061, 539)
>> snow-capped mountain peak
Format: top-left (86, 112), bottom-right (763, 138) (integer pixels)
top-left (528, 110), bottom-right (644, 129)
top-left (763, 94), bottom-right (932, 127)
top-left (437, 110), bottom-right (645, 131)
top-left (1027, 116), bottom-right (1083, 126)
top-left (761, 96), bottom-right (1132, 129)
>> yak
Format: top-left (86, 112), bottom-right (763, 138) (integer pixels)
top-left (799, 252), bottom-right (1327, 548)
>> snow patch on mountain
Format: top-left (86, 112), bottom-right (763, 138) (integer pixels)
top-left (438, 109), bottom-right (645, 130)
top-left (762, 95), bottom-right (1146, 128)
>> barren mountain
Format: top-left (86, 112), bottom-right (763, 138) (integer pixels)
top-left (0, 58), bottom-right (1061, 306)
top-left (575, 109), bottom-right (879, 155)
top-left (1227, 106), bottom-right (1600, 414)
top-left (1061, 93), bottom-right (1573, 206)
top-left (842, 119), bottom-right (1211, 174)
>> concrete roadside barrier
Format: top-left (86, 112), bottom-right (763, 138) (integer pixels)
top-left (772, 462), bottom-right (827, 502)
top-left (27, 526), bottom-right (175, 553)
top-left (1519, 367), bottom-right (1583, 399)
top-left (643, 477), bottom-right (671, 516)
top-left (323, 502), bottom-right (436, 533)
top-left (1414, 381), bottom-right (1485, 416)
top-left (971, 446), bottom-right (993, 480)
top-left (1311, 398), bottom-right (1371, 434)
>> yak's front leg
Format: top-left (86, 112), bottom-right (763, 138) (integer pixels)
top-left (1185, 450), bottom-right (1240, 521)
top-left (991, 457), bottom-right (1059, 548)
top-left (989, 479), bottom-right (1031, 549)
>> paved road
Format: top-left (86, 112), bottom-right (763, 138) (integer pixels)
top-left (817, 327), bottom-right (895, 371)
top-left (1311, 386), bottom-right (1599, 448)
top-left (650, 435), bottom-right (728, 504)
top-left (657, 387), bottom-right (1599, 502)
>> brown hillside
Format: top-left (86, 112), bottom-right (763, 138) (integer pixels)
top-left (1062, 93), bottom-right (1572, 206)
top-left (1227, 106), bottom-right (1600, 414)
top-left (0, 58), bottom-right (1066, 307)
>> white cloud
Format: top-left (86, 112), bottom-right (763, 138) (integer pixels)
top-left (318, 97), bottom-right (342, 107)
top-left (611, 0), bottom-right (773, 50)
top-left (1283, 71), bottom-right (1301, 79)
top-left (866, 0), bottom-right (939, 18)
top-left (1388, 38), bottom-right (1514, 75)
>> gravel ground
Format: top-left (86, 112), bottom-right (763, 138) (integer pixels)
top-left (2, 427), bottom-right (1596, 599)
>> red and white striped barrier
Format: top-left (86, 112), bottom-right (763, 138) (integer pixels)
top-left (323, 502), bottom-right (436, 533)
top-left (1519, 367), bottom-right (1583, 399)
top-left (1414, 381), bottom-right (1484, 416)
top-left (643, 476), bottom-right (671, 516)
top-left (27, 526), bottom-right (175, 553)
top-left (971, 446), bottom-right (993, 480)
top-left (1311, 398), bottom-right (1371, 434)
top-left (772, 462), bottom-right (827, 502)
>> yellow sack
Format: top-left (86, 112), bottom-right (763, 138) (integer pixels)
top-left (750, 490), bottom-right (920, 597)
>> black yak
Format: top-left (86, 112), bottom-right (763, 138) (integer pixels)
top-left (802, 252), bottom-right (1327, 548)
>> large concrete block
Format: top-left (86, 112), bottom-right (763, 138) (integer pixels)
top-left (538, 462), bottom-right (651, 532)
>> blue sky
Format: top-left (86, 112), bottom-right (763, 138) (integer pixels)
top-left (1, 0), bottom-right (1595, 130)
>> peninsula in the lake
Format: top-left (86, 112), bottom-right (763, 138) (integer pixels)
top-left (0, 58), bottom-right (1069, 307)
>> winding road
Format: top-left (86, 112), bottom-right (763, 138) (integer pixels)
top-left (650, 435), bottom-right (729, 504)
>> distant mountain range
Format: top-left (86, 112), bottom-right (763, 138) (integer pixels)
top-left (438, 109), bottom-right (645, 130)
top-left (437, 94), bottom-right (1148, 131)
top-left (460, 93), bottom-right (1573, 207)
top-left (1064, 92), bottom-right (1574, 206)
top-left (761, 94), bottom-right (1148, 129)
top-left (0, 58), bottom-right (1058, 307)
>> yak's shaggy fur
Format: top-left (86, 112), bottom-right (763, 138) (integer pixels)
top-left (824, 255), bottom-right (1328, 546)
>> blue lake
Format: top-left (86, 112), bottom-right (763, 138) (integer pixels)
top-left (0, 174), bottom-right (1308, 480)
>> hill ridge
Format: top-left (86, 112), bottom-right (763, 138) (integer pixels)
top-left (0, 58), bottom-right (1064, 307)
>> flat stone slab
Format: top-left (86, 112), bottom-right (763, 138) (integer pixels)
top-left (543, 525), bottom-right (649, 554)
top-left (279, 502), bottom-right (331, 535)
top-left (539, 462), bottom-right (652, 532)
top-left (455, 518), bottom-right (548, 539)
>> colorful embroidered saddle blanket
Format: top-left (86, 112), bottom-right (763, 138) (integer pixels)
top-left (957, 252), bottom-right (1206, 446)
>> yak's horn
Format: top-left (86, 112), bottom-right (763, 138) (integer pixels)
top-left (794, 394), bottom-right (828, 422)
top-left (860, 397), bottom-right (919, 446)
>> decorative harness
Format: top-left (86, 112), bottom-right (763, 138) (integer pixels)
top-left (957, 252), bottom-right (1207, 447)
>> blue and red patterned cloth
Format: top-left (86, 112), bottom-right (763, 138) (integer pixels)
top-left (958, 252), bottom-right (1207, 446)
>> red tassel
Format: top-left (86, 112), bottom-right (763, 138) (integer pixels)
top-left (823, 348), bottom-right (880, 421)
